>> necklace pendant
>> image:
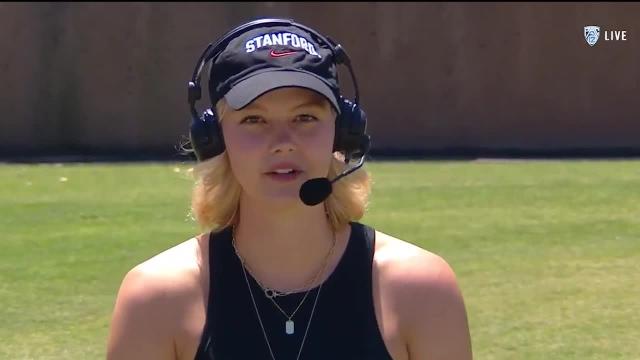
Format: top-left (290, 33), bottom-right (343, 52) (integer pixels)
top-left (286, 320), bottom-right (294, 335)
top-left (265, 289), bottom-right (275, 299)
top-left (265, 288), bottom-right (285, 299)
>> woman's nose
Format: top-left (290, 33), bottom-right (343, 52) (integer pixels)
top-left (270, 125), bottom-right (297, 154)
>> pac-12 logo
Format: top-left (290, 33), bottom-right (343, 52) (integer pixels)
top-left (584, 25), bottom-right (628, 47)
top-left (584, 26), bottom-right (600, 46)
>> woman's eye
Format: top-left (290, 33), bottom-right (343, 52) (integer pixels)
top-left (241, 116), bottom-right (264, 124)
top-left (296, 114), bottom-right (318, 123)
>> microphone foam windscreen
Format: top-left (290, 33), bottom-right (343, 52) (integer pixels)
top-left (299, 178), bottom-right (333, 206)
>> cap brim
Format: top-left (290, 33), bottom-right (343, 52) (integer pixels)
top-left (224, 70), bottom-right (341, 113)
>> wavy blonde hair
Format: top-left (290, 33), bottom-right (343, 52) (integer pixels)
top-left (186, 98), bottom-right (372, 235)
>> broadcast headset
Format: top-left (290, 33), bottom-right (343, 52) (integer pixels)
top-left (186, 18), bottom-right (372, 206)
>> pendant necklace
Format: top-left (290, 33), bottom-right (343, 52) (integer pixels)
top-left (239, 251), bottom-right (324, 360)
top-left (232, 226), bottom-right (336, 335)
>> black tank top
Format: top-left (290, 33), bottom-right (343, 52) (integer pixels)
top-left (194, 221), bottom-right (394, 360)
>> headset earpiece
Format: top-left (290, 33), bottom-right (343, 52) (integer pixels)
top-left (334, 96), bottom-right (370, 163)
top-left (190, 108), bottom-right (225, 161)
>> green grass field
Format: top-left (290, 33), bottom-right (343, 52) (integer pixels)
top-left (1, 160), bottom-right (639, 359)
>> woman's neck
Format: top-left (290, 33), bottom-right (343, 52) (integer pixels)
top-left (231, 196), bottom-right (349, 292)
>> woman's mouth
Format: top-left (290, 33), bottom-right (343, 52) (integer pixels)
top-left (265, 169), bottom-right (303, 182)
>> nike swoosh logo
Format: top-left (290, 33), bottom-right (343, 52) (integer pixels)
top-left (270, 50), bottom-right (299, 57)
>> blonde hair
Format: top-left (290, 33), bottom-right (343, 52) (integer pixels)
top-left (186, 98), bottom-right (372, 234)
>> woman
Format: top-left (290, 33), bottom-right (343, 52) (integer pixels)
top-left (107, 19), bottom-right (473, 360)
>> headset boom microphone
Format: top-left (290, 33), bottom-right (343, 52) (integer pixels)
top-left (299, 155), bottom-right (366, 206)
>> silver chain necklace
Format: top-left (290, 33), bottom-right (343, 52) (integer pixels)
top-left (232, 226), bottom-right (334, 360)
top-left (232, 227), bottom-right (336, 335)
top-left (239, 252), bottom-right (323, 360)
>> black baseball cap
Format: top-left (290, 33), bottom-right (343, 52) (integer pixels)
top-left (207, 23), bottom-right (341, 114)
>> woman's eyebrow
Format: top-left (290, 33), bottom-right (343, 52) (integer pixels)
top-left (292, 101), bottom-right (327, 111)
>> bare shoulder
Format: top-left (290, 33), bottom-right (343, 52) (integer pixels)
top-left (373, 230), bottom-right (473, 360)
top-left (373, 230), bottom-right (461, 292)
top-left (106, 234), bottom-right (207, 360)
top-left (130, 235), bottom-right (204, 288)
top-left (118, 235), bottom-right (204, 307)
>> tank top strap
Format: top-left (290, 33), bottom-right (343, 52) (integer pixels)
top-left (194, 225), bottom-right (233, 359)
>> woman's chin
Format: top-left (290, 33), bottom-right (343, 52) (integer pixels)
top-left (259, 190), bottom-right (306, 207)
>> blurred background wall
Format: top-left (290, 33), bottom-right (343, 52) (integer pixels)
top-left (1, 2), bottom-right (638, 160)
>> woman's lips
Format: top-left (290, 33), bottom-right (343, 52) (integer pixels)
top-left (265, 170), bottom-right (303, 182)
